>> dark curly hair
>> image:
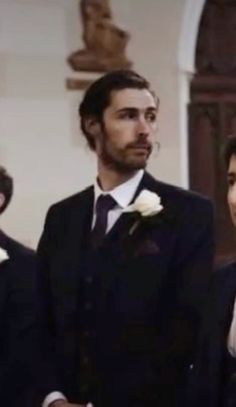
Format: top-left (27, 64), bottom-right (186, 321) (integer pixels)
top-left (79, 69), bottom-right (159, 150)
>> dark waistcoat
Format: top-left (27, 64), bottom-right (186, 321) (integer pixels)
top-left (72, 221), bottom-right (161, 406)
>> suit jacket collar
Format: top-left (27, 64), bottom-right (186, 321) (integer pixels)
top-left (59, 172), bottom-right (150, 261)
top-left (105, 171), bottom-right (170, 240)
top-left (94, 169), bottom-right (144, 209)
top-left (63, 186), bottom-right (94, 259)
top-left (50, 186), bottom-right (94, 316)
top-left (130, 171), bottom-right (158, 205)
top-left (54, 173), bottom-right (177, 329)
top-left (73, 172), bottom-right (156, 245)
top-left (64, 171), bottom-right (173, 256)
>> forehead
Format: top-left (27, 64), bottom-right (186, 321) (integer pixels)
top-left (108, 88), bottom-right (157, 110)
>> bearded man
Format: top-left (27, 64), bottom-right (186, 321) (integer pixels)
top-left (38, 70), bottom-right (214, 407)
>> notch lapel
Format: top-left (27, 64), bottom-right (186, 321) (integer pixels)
top-left (104, 172), bottom-right (148, 242)
top-left (64, 186), bottom-right (94, 264)
top-left (50, 187), bottom-right (94, 314)
top-left (103, 173), bottom-right (177, 279)
top-left (105, 171), bottom-right (169, 242)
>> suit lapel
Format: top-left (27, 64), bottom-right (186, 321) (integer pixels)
top-left (102, 173), bottom-right (177, 295)
top-left (64, 186), bottom-right (94, 263)
top-left (104, 172), bottom-right (147, 242)
top-left (51, 187), bottom-right (94, 310)
top-left (105, 171), bottom-right (173, 242)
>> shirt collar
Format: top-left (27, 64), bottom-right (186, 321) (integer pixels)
top-left (94, 170), bottom-right (144, 209)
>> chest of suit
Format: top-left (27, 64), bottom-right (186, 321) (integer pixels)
top-left (48, 205), bottom-right (178, 345)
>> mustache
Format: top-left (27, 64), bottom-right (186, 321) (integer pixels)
top-left (126, 141), bottom-right (152, 150)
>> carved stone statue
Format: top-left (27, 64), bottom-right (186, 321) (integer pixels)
top-left (68, 0), bottom-right (133, 72)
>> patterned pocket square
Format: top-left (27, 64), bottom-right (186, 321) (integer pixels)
top-left (132, 238), bottom-right (160, 257)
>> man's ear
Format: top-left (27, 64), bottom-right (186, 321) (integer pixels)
top-left (84, 117), bottom-right (101, 138)
top-left (0, 193), bottom-right (5, 211)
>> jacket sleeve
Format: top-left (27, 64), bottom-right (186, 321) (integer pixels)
top-left (162, 197), bottom-right (215, 392)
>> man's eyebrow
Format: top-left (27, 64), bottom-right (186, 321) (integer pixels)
top-left (146, 106), bottom-right (158, 111)
top-left (116, 107), bottom-right (137, 112)
top-left (116, 106), bottom-right (157, 112)
top-left (227, 172), bottom-right (236, 178)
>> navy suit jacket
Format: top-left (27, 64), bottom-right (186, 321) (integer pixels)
top-left (0, 230), bottom-right (41, 405)
top-left (38, 172), bottom-right (214, 406)
top-left (0, 230), bottom-right (58, 406)
top-left (187, 261), bottom-right (236, 407)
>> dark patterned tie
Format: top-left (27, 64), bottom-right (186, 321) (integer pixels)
top-left (91, 194), bottom-right (116, 248)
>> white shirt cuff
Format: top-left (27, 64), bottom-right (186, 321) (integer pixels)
top-left (42, 391), bottom-right (67, 407)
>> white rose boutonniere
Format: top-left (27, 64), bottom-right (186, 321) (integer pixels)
top-left (123, 189), bottom-right (164, 235)
top-left (0, 247), bottom-right (9, 264)
top-left (124, 189), bottom-right (163, 217)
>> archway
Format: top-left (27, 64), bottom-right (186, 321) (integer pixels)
top-left (178, 0), bottom-right (205, 187)
top-left (188, 0), bottom-right (236, 262)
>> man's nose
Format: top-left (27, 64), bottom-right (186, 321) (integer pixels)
top-left (136, 117), bottom-right (150, 136)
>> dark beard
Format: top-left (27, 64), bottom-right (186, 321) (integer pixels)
top-left (102, 149), bottom-right (147, 173)
top-left (99, 123), bottom-right (152, 174)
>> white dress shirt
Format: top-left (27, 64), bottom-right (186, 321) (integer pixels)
top-left (42, 170), bottom-right (144, 407)
top-left (92, 169), bottom-right (144, 231)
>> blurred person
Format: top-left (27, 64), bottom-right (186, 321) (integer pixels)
top-left (0, 165), bottom-right (57, 406)
top-left (187, 136), bottom-right (236, 407)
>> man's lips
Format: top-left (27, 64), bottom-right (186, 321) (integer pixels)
top-left (128, 144), bottom-right (151, 151)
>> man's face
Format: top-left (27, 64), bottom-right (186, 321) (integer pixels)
top-left (96, 88), bottom-right (158, 173)
top-left (227, 154), bottom-right (236, 226)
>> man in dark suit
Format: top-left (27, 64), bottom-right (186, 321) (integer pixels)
top-left (38, 70), bottom-right (214, 407)
top-left (187, 136), bottom-right (236, 407)
top-left (0, 165), bottom-right (45, 405)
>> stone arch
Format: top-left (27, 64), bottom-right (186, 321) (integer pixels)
top-left (177, 0), bottom-right (205, 187)
top-left (178, 0), bottom-right (206, 73)
top-left (187, 0), bottom-right (236, 262)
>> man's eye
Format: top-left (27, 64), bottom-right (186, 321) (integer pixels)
top-left (146, 113), bottom-right (157, 122)
top-left (228, 178), bottom-right (235, 187)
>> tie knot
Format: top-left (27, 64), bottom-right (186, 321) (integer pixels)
top-left (96, 194), bottom-right (116, 214)
top-left (91, 194), bottom-right (116, 249)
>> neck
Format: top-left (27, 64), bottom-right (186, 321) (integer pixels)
top-left (97, 163), bottom-right (138, 191)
